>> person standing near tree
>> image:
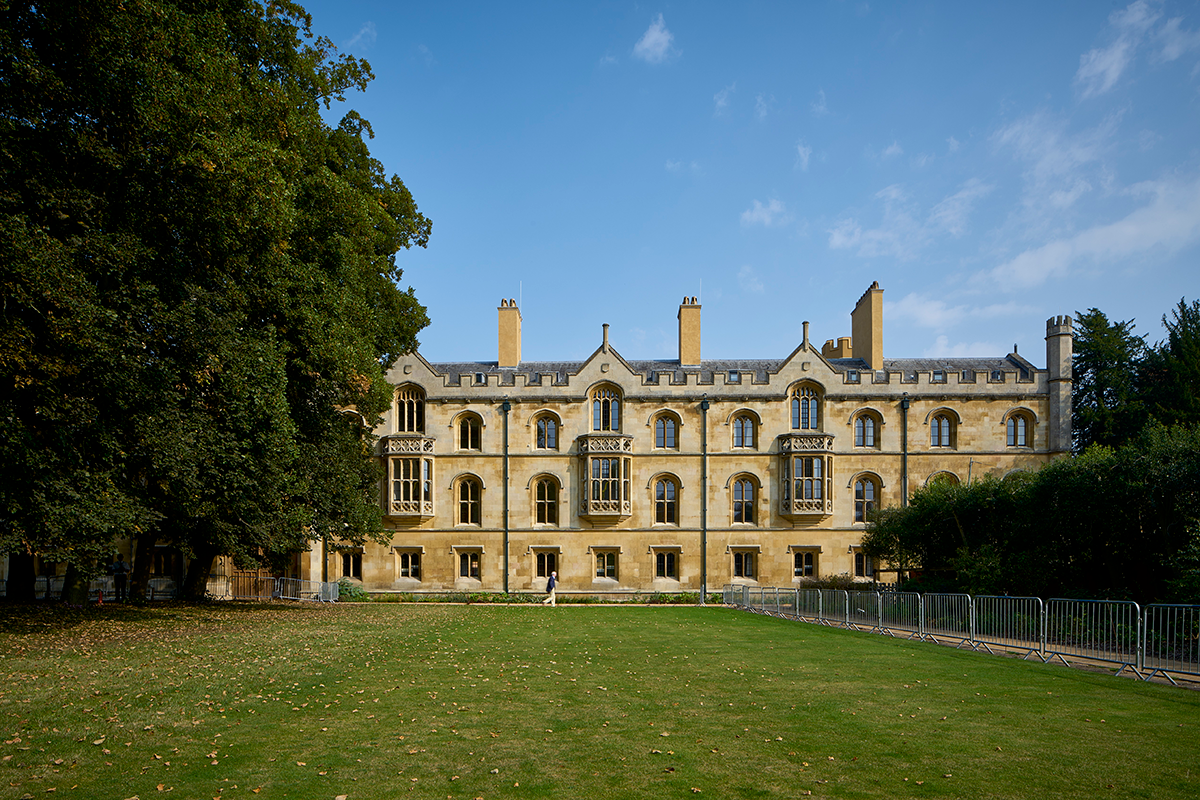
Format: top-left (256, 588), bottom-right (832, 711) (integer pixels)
top-left (542, 571), bottom-right (557, 607)
top-left (112, 554), bottom-right (129, 602)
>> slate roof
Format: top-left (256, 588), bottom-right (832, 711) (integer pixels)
top-left (428, 351), bottom-right (1039, 387)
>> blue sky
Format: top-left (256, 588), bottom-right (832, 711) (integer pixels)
top-left (301, 0), bottom-right (1200, 367)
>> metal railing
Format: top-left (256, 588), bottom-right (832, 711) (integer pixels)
top-left (725, 585), bottom-right (1200, 685)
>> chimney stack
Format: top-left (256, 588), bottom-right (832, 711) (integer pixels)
top-left (678, 296), bottom-right (701, 366)
top-left (850, 281), bottom-right (884, 371)
top-left (498, 299), bottom-right (521, 368)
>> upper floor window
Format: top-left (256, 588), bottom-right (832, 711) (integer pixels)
top-left (396, 386), bottom-right (425, 433)
top-left (854, 476), bottom-right (879, 523)
top-left (534, 477), bottom-right (559, 526)
top-left (390, 458), bottom-right (433, 511)
top-left (655, 477), bottom-right (679, 525)
top-left (655, 415), bottom-right (679, 449)
top-left (457, 477), bottom-right (481, 525)
top-left (535, 415), bottom-right (558, 450)
top-left (932, 370), bottom-right (946, 383)
top-left (854, 413), bottom-right (878, 448)
top-left (791, 385), bottom-right (820, 431)
top-left (1007, 412), bottom-right (1032, 447)
top-left (732, 414), bottom-right (756, 449)
top-left (732, 477), bottom-right (756, 524)
top-left (458, 414), bottom-right (482, 450)
top-left (930, 413), bottom-right (955, 448)
top-left (592, 386), bottom-right (621, 432)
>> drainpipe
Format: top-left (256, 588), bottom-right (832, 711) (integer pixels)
top-left (900, 392), bottom-right (910, 508)
top-left (501, 400), bottom-right (511, 594)
top-left (699, 395), bottom-right (710, 604)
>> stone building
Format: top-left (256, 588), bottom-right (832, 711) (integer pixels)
top-left (306, 282), bottom-right (1073, 597)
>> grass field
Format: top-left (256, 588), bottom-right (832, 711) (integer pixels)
top-left (2, 603), bottom-right (1198, 800)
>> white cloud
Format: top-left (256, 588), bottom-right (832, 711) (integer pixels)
top-left (1157, 15), bottom-right (1200, 61)
top-left (738, 265), bottom-right (764, 293)
top-left (741, 199), bottom-right (789, 227)
top-left (1075, 0), bottom-right (1160, 97)
top-left (828, 180), bottom-right (990, 259)
top-left (991, 111), bottom-right (1118, 214)
top-left (795, 141), bottom-right (812, 171)
top-left (666, 160), bottom-right (701, 174)
top-left (889, 293), bottom-right (967, 328)
top-left (713, 83), bottom-right (735, 116)
top-left (882, 141), bottom-right (903, 158)
top-left (926, 179), bottom-right (993, 236)
top-left (740, 199), bottom-right (789, 227)
top-left (889, 293), bottom-right (1035, 330)
top-left (755, 93), bottom-right (770, 121)
top-left (910, 153), bottom-right (934, 169)
top-left (416, 43), bottom-right (435, 66)
top-left (987, 173), bottom-right (1200, 289)
top-left (924, 335), bottom-right (1005, 358)
top-left (811, 89), bottom-right (828, 117)
top-left (634, 13), bottom-right (676, 64)
top-left (947, 136), bottom-right (960, 153)
top-left (345, 22), bottom-right (377, 51)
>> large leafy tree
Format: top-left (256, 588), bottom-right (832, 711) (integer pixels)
top-left (0, 0), bottom-right (429, 600)
top-left (1071, 308), bottom-right (1147, 452)
top-left (1141, 298), bottom-right (1200, 430)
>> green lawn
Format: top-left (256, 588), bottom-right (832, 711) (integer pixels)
top-left (1, 603), bottom-right (1197, 799)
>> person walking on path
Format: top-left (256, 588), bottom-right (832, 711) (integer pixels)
top-left (112, 553), bottom-right (129, 602)
top-left (542, 571), bottom-right (557, 606)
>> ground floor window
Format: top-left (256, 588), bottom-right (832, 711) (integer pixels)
top-left (733, 551), bottom-right (756, 579)
top-left (342, 550), bottom-right (362, 579)
top-left (595, 550), bottom-right (618, 580)
top-left (855, 552), bottom-right (875, 578)
top-left (656, 551), bottom-right (678, 579)
top-left (794, 551), bottom-right (816, 578)
top-left (397, 551), bottom-right (421, 580)
top-left (536, 551), bottom-right (558, 578)
top-left (460, 552), bottom-right (481, 579)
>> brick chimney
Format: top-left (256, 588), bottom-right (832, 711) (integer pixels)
top-left (678, 296), bottom-right (701, 366)
top-left (498, 299), bottom-right (521, 368)
top-left (850, 282), bottom-right (883, 371)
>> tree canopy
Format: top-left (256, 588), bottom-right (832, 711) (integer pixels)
top-left (0, 0), bottom-right (430, 599)
top-left (863, 298), bottom-right (1200, 602)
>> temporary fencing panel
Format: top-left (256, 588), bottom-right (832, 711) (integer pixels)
top-left (922, 593), bottom-right (972, 645)
top-left (1045, 598), bottom-right (1141, 675)
top-left (723, 584), bottom-right (1200, 684)
top-left (880, 592), bottom-right (922, 639)
top-left (847, 590), bottom-right (881, 631)
top-left (1142, 604), bottom-right (1200, 684)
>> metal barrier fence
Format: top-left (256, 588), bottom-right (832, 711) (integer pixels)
top-left (725, 584), bottom-right (1200, 685)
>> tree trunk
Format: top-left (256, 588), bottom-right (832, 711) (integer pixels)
top-left (5, 554), bottom-right (36, 603)
top-left (60, 561), bottom-right (92, 605)
top-left (182, 543), bottom-right (217, 601)
top-left (129, 532), bottom-right (156, 603)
